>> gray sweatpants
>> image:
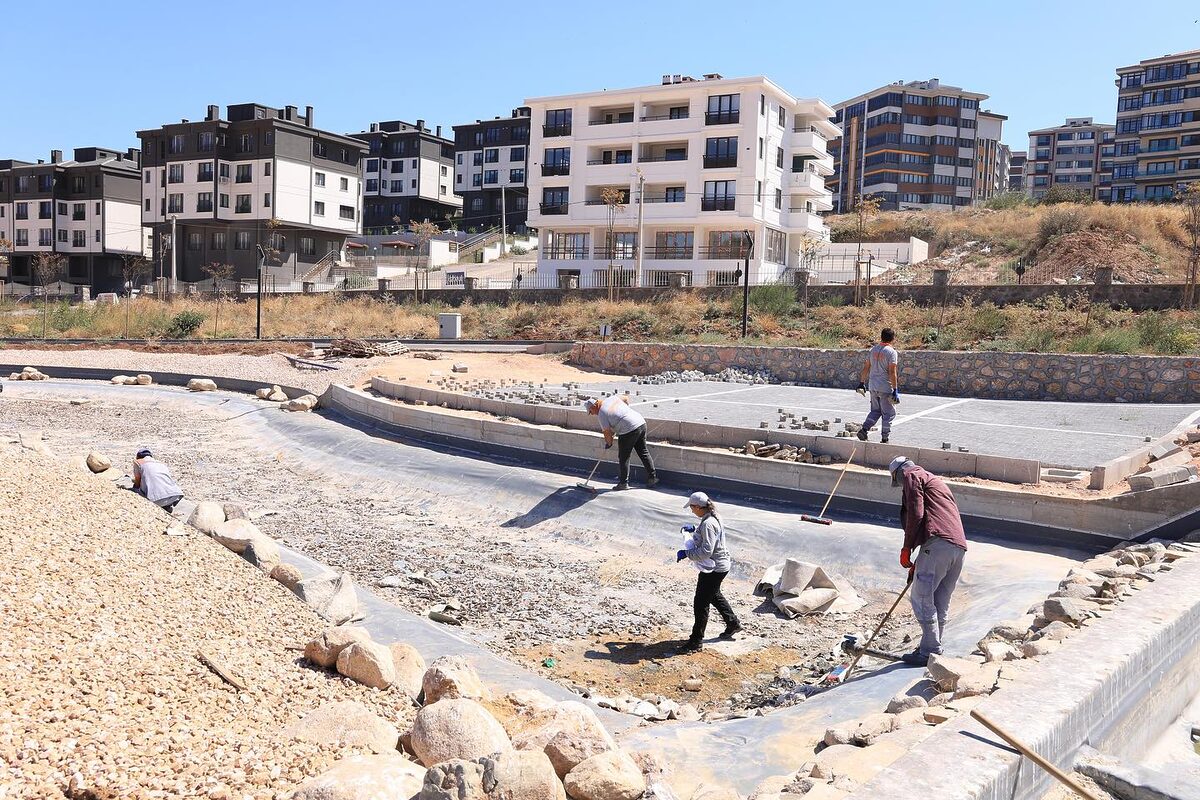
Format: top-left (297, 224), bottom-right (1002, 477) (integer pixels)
top-left (862, 390), bottom-right (896, 437)
top-left (910, 535), bottom-right (965, 656)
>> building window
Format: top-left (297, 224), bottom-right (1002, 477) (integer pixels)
top-left (235, 231), bottom-right (252, 250)
top-left (237, 134), bottom-right (254, 153)
top-left (219, 163), bottom-right (230, 179)
top-left (270, 232), bottom-right (285, 251)
top-left (314, 201), bottom-right (325, 216)
top-left (510, 168), bottom-right (525, 183)
top-left (144, 199), bottom-right (150, 212)
top-left (198, 162), bottom-right (214, 182)
top-left (541, 187), bottom-right (569, 214)
top-left (764, 227), bottom-right (785, 264)
top-left (702, 180), bottom-right (736, 211)
top-left (778, 106), bottom-right (786, 127)
top-left (339, 205), bottom-right (355, 220)
top-left (57, 202), bottom-right (67, 217)
top-left (391, 180), bottom-right (404, 192)
top-left (169, 134), bottom-right (185, 154)
top-left (57, 229), bottom-right (67, 243)
top-left (759, 94), bottom-right (766, 115)
top-left (474, 131), bottom-right (484, 146)
top-left (39, 201), bottom-right (52, 219)
top-left (367, 158), bottom-right (379, 172)
top-left (455, 154), bottom-right (462, 165)
top-left (263, 192), bottom-right (271, 207)
top-left (775, 188), bottom-right (782, 210)
top-left (95, 229), bottom-right (101, 243)
top-left (366, 178), bottom-right (379, 192)
top-left (37, 229), bottom-right (51, 247)
top-left (219, 193), bottom-right (229, 208)
top-left (211, 232), bottom-right (226, 250)
top-left (472, 174), bottom-right (482, 187)
top-left (393, 159), bottom-right (406, 172)
top-left (776, 147), bottom-right (784, 169)
top-left (168, 164), bottom-right (184, 183)
top-left (144, 170), bottom-right (151, 184)
top-left (703, 137), bottom-right (738, 168)
top-left (485, 148), bottom-right (499, 163)
top-left (71, 176), bottom-right (86, 193)
top-left (186, 232), bottom-right (202, 251)
top-left (756, 180), bottom-right (762, 202)
top-left (470, 197), bottom-right (484, 212)
top-left (300, 236), bottom-right (315, 256)
top-left (14, 230), bottom-right (27, 246)
top-left (340, 177), bottom-right (349, 191)
top-left (440, 165), bottom-right (448, 176)
top-left (706, 94), bottom-right (740, 125)
top-left (168, 194), bottom-right (183, 214)
top-left (193, 192), bottom-right (212, 213)
top-left (198, 131), bottom-right (214, 152)
top-left (236, 164), bottom-right (252, 183)
top-left (264, 162), bottom-right (271, 176)
top-left (315, 172), bottom-right (326, 187)
top-left (484, 170), bottom-right (498, 184)
top-left (15, 202), bottom-right (27, 220)
top-left (235, 194), bottom-right (251, 213)
top-left (440, 185), bottom-right (447, 195)
top-left (472, 152), bottom-right (483, 167)
top-left (665, 187), bottom-right (685, 203)
top-left (511, 146), bottom-right (525, 161)
top-left (411, 159), bottom-right (417, 168)
top-left (410, 179), bottom-right (416, 188)
top-left (16, 176), bottom-right (30, 193)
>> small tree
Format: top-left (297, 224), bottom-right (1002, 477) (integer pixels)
top-left (0, 236), bottom-right (12, 299)
top-left (795, 232), bottom-right (824, 317)
top-left (600, 186), bottom-right (627, 301)
top-left (852, 194), bottom-right (881, 304)
top-left (120, 254), bottom-right (150, 339)
top-left (201, 262), bottom-right (236, 337)
top-left (409, 220), bottom-right (441, 302)
top-left (1181, 183), bottom-right (1200, 310)
top-left (31, 252), bottom-right (66, 338)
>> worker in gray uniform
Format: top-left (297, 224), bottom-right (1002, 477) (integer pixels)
top-left (889, 456), bottom-right (968, 666)
top-left (131, 449), bottom-right (184, 512)
top-left (857, 327), bottom-right (901, 443)
top-left (585, 396), bottom-right (658, 490)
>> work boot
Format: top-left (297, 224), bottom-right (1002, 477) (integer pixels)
top-left (613, 482), bottom-right (630, 491)
top-left (677, 640), bottom-right (703, 655)
top-left (856, 429), bottom-right (868, 442)
top-left (646, 476), bottom-right (660, 489)
top-left (719, 622), bottom-right (743, 640)
top-left (899, 649), bottom-right (928, 667)
top-left (881, 434), bottom-right (889, 444)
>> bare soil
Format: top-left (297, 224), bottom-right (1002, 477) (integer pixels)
top-left (364, 351), bottom-right (619, 388)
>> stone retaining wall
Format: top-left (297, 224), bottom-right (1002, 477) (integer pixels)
top-left (570, 342), bottom-right (1200, 404)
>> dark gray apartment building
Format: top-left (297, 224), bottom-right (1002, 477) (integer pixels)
top-left (349, 121), bottom-right (460, 234)
top-left (452, 108), bottom-right (531, 233)
top-left (0, 147), bottom-right (146, 292)
top-left (137, 103), bottom-right (367, 283)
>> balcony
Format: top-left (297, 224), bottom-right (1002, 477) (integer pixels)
top-left (589, 107), bottom-right (635, 126)
top-left (703, 154), bottom-right (738, 169)
top-left (701, 197), bottom-right (736, 211)
top-left (705, 110), bottom-right (740, 125)
top-left (543, 124), bottom-right (572, 137)
top-left (790, 170), bottom-right (823, 195)
top-left (642, 246), bottom-right (693, 260)
top-left (698, 245), bottom-right (750, 259)
top-left (641, 111), bottom-right (689, 122)
top-left (544, 247), bottom-right (587, 259)
top-left (791, 131), bottom-right (826, 159)
top-left (586, 158), bottom-right (634, 166)
top-left (539, 202), bottom-right (569, 215)
top-left (595, 246), bottom-right (638, 259)
top-left (541, 163), bottom-right (571, 177)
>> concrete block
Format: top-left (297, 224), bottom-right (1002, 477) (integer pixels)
top-left (1149, 440), bottom-right (1184, 462)
top-left (1128, 464), bottom-right (1199, 492)
top-left (1090, 446), bottom-right (1153, 490)
top-left (647, 419), bottom-right (682, 442)
top-left (1138, 448), bottom-right (1192, 472)
top-left (502, 401), bottom-right (538, 423)
top-left (975, 454), bottom-right (1042, 485)
top-left (533, 405), bottom-right (569, 427)
top-left (917, 448), bottom-right (978, 477)
top-left (477, 397), bottom-right (506, 417)
top-left (678, 421), bottom-right (731, 448)
top-left (812, 436), bottom-right (858, 462)
top-left (563, 409), bottom-right (595, 432)
top-left (456, 394), bottom-right (482, 412)
top-left (862, 441), bottom-right (912, 469)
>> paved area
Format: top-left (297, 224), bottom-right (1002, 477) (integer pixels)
top-left (508, 379), bottom-right (1200, 469)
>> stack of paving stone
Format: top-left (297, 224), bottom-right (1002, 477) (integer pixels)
top-left (633, 366), bottom-right (778, 386)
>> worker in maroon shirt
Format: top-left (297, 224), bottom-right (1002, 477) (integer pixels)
top-left (889, 456), bottom-right (968, 666)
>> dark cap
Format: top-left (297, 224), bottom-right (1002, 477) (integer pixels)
top-left (135, 449), bottom-right (153, 459)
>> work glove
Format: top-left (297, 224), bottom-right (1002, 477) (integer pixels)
top-left (681, 524), bottom-right (696, 534)
top-left (855, 382), bottom-right (866, 396)
top-left (604, 441), bottom-right (613, 450)
top-left (676, 549), bottom-right (688, 563)
top-left (890, 388), bottom-right (900, 405)
top-left (899, 548), bottom-right (913, 570)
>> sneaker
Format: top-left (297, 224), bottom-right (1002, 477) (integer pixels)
top-left (719, 622), bottom-right (743, 640)
top-left (856, 429), bottom-right (869, 442)
top-left (613, 482), bottom-right (630, 491)
top-left (899, 649), bottom-right (929, 667)
top-left (646, 476), bottom-right (660, 489)
top-left (881, 435), bottom-right (889, 444)
top-left (677, 641), bottom-right (703, 655)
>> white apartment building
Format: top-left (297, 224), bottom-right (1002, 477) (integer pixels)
top-left (524, 74), bottom-right (837, 287)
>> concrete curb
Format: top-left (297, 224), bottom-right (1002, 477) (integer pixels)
top-left (0, 363), bottom-right (311, 402)
top-left (846, 552), bottom-right (1200, 800)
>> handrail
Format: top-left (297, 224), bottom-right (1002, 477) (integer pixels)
top-left (300, 249), bottom-right (339, 282)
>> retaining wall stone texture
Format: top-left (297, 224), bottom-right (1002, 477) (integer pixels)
top-left (570, 342), bottom-right (1200, 404)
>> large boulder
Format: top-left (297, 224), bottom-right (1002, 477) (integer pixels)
top-left (390, 643), bottom-right (426, 699)
top-left (210, 518), bottom-right (263, 553)
top-left (268, 386), bottom-right (289, 402)
top-left (513, 701), bottom-right (617, 779)
top-left (271, 562), bottom-right (304, 590)
top-left (409, 698), bottom-right (512, 767)
top-left (135, 374), bottom-right (153, 385)
top-left (222, 502), bottom-right (250, 521)
top-left (296, 571), bottom-right (360, 625)
top-left (563, 750), bottom-right (645, 800)
top-left (1043, 598), bottom-right (1090, 627)
top-left (420, 750), bottom-right (565, 800)
top-left (286, 700), bottom-right (400, 754)
top-left (337, 641), bottom-right (397, 690)
top-left (925, 655), bottom-right (979, 693)
top-left (283, 393), bottom-right (320, 412)
top-left (305, 625), bottom-right (373, 670)
top-left (187, 378), bottom-right (218, 391)
top-left (85, 451), bottom-right (112, 474)
top-left (188, 501), bottom-right (226, 534)
top-left (243, 534), bottom-right (281, 572)
top-left (293, 754), bottom-right (424, 800)
top-left (422, 656), bottom-right (487, 704)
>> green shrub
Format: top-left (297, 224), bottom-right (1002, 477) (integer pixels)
top-left (164, 310), bottom-right (206, 338)
top-left (1068, 329), bottom-right (1139, 354)
top-left (748, 284), bottom-right (796, 317)
top-left (1013, 327), bottom-right (1056, 352)
top-left (49, 301), bottom-right (96, 332)
top-left (982, 192), bottom-right (1030, 211)
top-left (1036, 207), bottom-right (1084, 249)
top-left (963, 302), bottom-right (1007, 339)
top-left (1135, 312), bottom-right (1195, 355)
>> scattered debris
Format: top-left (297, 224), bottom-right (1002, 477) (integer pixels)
top-left (329, 338), bottom-right (409, 358)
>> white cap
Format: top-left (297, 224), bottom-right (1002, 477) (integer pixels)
top-left (583, 397), bottom-right (599, 409)
top-left (889, 456), bottom-right (914, 487)
top-left (685, 491), bottom-right (711, 508)
top-left (888, 456), bottom-right (909, 474)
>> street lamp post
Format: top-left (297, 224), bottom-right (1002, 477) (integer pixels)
top-left (255, 245), bottom-right (266, 340)
top-left (740, 229), bottom-right (754, 338)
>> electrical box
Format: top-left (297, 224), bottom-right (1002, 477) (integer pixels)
top-left (438, 313), bottom-right (462, 340)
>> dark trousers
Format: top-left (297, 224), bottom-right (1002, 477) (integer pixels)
top-left (690, 570), bottom-right (738, 644)
top-left (616, 424), bottom-right (656, 485)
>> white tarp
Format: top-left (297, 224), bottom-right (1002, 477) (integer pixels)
top-left (756, 558), bottom-right (865, 618)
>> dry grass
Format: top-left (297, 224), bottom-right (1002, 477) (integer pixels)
top-left (4, 291), bottom-right (1200, 356)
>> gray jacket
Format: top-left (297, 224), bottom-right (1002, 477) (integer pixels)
top-left (134, 458), bottom-right (183, 504)
top-left (686, 513), bottom-right (731, 573)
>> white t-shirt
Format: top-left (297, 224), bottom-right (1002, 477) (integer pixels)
top-left (867, 344), bottom-right (898, 392)
top-left (597, 397), bottom-right (645, 436)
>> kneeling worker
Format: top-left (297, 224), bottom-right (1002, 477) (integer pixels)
top-left (132, 449), bottom-right (184, 513)
top-left (889, 456), bottom-right (967, 666)
top-left (585, 396), bottom-right (658, 490)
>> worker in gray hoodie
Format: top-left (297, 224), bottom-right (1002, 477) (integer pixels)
top-left (676, 491), bottom-right (742, 654)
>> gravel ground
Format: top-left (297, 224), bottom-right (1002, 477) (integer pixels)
top-left (0, 387), bottom-right (905, 719)
top-left (0, 348), bottom-right (379, 395)
top-left (0, 443), bottom-right (417, 799)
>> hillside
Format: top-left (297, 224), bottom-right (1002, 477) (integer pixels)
top-left (826, 201), bottom-right (1195, 285)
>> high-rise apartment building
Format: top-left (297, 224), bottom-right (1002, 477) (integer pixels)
top-left (1111, 49), bottom-right (1200, 203)
top-left (975, 111), bottom-right (1009, 203)
top-left (1025, 117), bottom-right (1113, 200)
top-left (1008, 151), bottom-right (1027, 192)
top-left (138, 103), bottom-right (366, 282)
top-left (524, 74), bottom-right (836, 287)
top-left (350, 121), bottom-right (460, 233)
top-left (828, 79), bottom-right (998, 212)
top-left (453, 108), bottom-right (531, 233)
top-left (0, 147), bottom-right (147, 292)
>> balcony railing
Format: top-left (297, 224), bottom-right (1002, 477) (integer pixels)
top-left (641, 195), bottom-right (686, 204)
top-left (544, 247), bottom-right (588, 259)
top-left (588, 116), bottom-right (634, 126)
top-left (641, 112), bottom-right (690, 121)
top-left (703, 154), bottom-right (738, 169)
top-left (699, 245), bottom-right (750, 259)
top-left (792, 124), bottom-right (828, 139)
top-left (585, 159), bottom-right (633, 166)
top-left (541, 163), bottom-right (571, 176)
top-left (595, 246), bottom-right (638, 259)
top-left (700, 197), bottom-right (736, 211)
top-left (539, 202), bottom-right (569, 215)
top-left (705, 111), bottom-right (740, 125)
top-left (584, 198), bottom-right (630, 205)
top-left (642, 246), bottom-right (693, 260)
top-left (543, 124), bottom-right (572, 137)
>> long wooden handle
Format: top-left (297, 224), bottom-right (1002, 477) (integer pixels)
top-left (815, 448), bottom-right (856, 519)
top-left (970, 710), bottom-right (1103, 800)
top-left (843, 578), bottom-right (911, 679)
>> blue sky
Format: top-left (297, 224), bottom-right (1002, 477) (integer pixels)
top-left (3, 0), bottom-right (1198, 161)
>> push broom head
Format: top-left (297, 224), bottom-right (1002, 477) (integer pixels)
top-left (800, 514), bottom-right (833, 526)
top-left (574, 482), bottom-right (598, 494)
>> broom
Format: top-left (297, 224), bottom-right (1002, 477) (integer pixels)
top-left (801, 448), bottom-right (856, 526)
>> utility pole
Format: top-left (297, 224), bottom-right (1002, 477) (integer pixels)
top-left (635, 170), bottom-right (645, 287)
top-left (741, 229), bottom-right (754, 338)
top-left (169, 215), bottom-right (178, 293)
top-left (500, 186), bottom-right (507, 257)
top-left (255, 245), bottom-right (265, 340)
